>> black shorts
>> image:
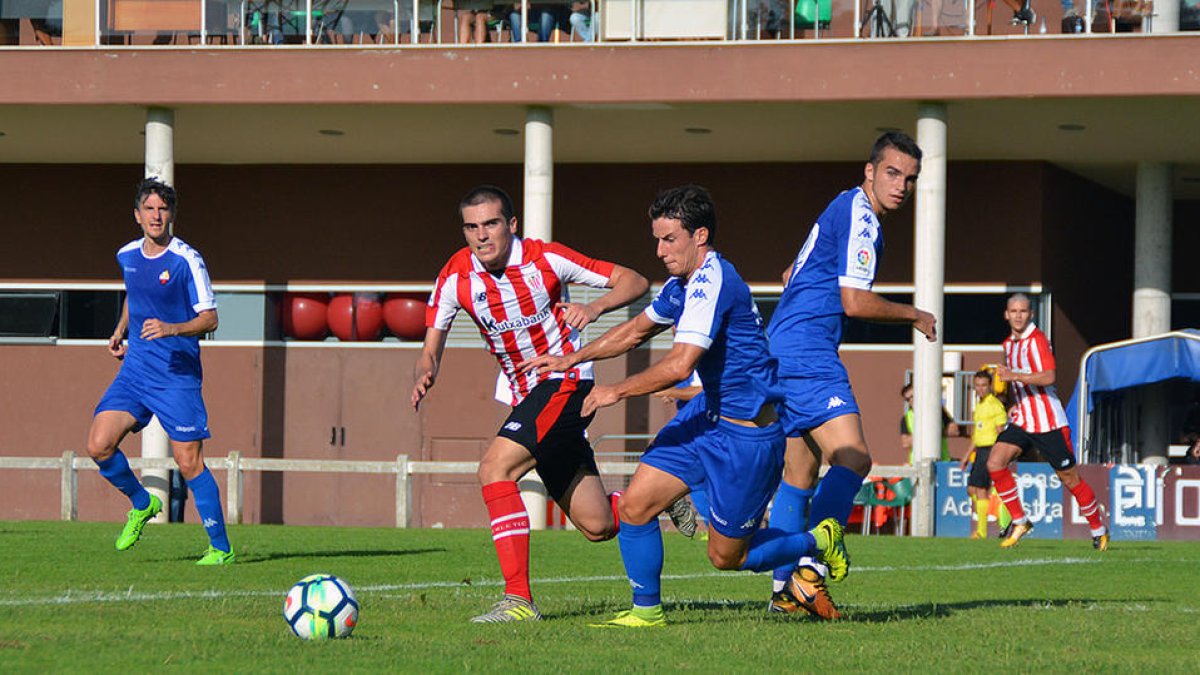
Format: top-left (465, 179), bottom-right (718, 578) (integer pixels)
top-left (968, 445), bottom-right (993, 489)
top-left (497, 377), bottom-right (599, 502)
top-left (996, 424), bottom-right (1075, 471)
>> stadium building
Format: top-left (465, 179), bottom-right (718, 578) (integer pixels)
top-left (1, 0), bottom-right (1198, 531)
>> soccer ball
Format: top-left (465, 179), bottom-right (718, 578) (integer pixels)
top-left (283, 574), bottom-right (359, 640)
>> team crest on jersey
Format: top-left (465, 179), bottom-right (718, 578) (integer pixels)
top-left (523, 272), bottom-right (544, 292)
top-left (159, 270), bottom-right (170, 285)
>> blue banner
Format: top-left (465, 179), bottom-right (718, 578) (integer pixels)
top-left (1108, 465), bottom-right (1159, 541)
top-left (934, 461), bottom-right (1062, 538)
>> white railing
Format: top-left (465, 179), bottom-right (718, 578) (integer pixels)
top-left (0, 451), bottom-right (934, 533)
top-left (0, 451), bottom-right (638, 529)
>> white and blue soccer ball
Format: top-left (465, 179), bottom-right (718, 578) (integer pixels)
top-left (283, 574), bottom-right (359, 640)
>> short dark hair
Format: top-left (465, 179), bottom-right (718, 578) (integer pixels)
top-left (974, 370), bottom-right (992, 382)
top-left (901, 382), bottom-right (913, 396)
top-left (459, 185), bottom-right (515, 223)
top-left (869, 131), bottom-right (923, 166)
top-left (648, 184), bottom-right (717, 245)
top-left (135, 177), bottom-right (177, 212)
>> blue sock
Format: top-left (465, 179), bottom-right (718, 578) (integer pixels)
top-left (617, 519), bottom-right (663, 608)
top-left (96, 449), bottom-right (151, 510)
top-left (809, 465), bottom-right (864, 527)
top-left (769, 482), bottom-right (815, 583)
top-left (186, 467), bottom-right (231, 552)
top-left (740, 527), bottom-right (818, 573)
top-left (690, 489), bottom-right (710, 524)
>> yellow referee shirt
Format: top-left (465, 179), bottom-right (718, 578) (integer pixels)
top-left (972, 393), bottom-right (1008, 447)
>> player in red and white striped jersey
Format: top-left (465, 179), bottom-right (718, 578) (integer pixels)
top-left (987, 293), bottom-right (1109, 551)
top-left (412, 185), bottom-right (650, 623)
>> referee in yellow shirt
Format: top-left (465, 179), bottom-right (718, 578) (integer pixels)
top-left (960, 371), bottom-right (1010, 539)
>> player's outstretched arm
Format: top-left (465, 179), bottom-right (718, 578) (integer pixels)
top-left (108, 299), bottom-right (130, 358)
top-left (412, 327), bottom-right (449, 411)
top-left (519, 313), bottom-right (666, 376)
top-left (841, 287), bottom-right (937, 342)
top-left (141, 309), bottom-right (218, 341)
top-left (556, 264), bottom-right (649, 331)
top-left (583, 343), bottom-right (704, 416)
top-left (997, 365), bottom-right (1056, 387)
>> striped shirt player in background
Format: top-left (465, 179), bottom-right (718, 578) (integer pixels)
top-left (521, 185), bottom-right (849, 628)
top-left (764, 132), bottom-right (936, 620)
top-left (86, 178), bottom-right (234, 565)
top-left (411, 185), bottom-right (650, 623)
top-left (988, 293), bottom-right (1110, 551)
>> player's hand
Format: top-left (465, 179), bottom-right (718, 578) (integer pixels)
top-left (582, 384), bottom-right (620, 417)
top-left (516, 353), bottom-right (574, 376)
top-left (107, 333), bottom-right (127, 359)
top-left (555, 302), bottom-right (600, 331)
top-left (913, 309), bottom-right (937, 342)
top-left (411, 371), bottom-right (435, 411)
top-left (996, 365), bottom-right (1016, 382)
top-left (140, 318), bottom-right (177, 340)
top-left (653, 390), bottom-right (679, 404)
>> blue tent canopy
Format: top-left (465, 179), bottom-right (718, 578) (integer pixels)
top-left (1066, 329), bottom-right (1200, 443)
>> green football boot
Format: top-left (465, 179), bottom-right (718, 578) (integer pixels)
top-left (115, 493), bottom-right (163, 551)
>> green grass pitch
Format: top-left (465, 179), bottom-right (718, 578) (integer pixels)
top-left (3, 521), bottom-right (1197, 672)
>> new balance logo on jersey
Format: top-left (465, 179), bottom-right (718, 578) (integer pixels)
top-left (1060, 458), bottom-right (1071, 468)
top-left (690, 289), bottom-right (708, 300)
top-left (826, 396), bottom-right (847, 410)
top-left (504, 421), bottom-right (523, 432)
top-left (475, 291), bottom-right (488, 303)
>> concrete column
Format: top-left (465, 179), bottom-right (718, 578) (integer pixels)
top-left (1149, 0), bottom-right (1179, 32)
top-left (1134, 161), bottom-right (1173, 464)
top-left (142, 106), bottom-right (176, 522)
top-left (910, 102), bottom-right (948, 537)
top-left (523, 106), bottom-right (554, 242)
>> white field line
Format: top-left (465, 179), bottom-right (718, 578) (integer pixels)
top-left (0, 557), bottom-right (1105, 608)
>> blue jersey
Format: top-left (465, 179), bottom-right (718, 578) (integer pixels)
top-left (767, 186), bottom-right (882, 377)
top-left (645, 251), bottom-right (783, 420)
top-left (116, 237), bottom-right (216, 389)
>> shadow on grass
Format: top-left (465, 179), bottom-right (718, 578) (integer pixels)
top-left (156, 548), bottom-right (447, 564)
top-left (549, 597), bottom-right (1154, 624)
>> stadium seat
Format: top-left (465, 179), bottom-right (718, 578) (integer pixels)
top-left (864, 477), bottom-right (914, 536)
top-left (852, 480), bottom-right (874, 535)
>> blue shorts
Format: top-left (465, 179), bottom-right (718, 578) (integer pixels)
top-left (95, 376), bottom-right (211, 442)
top-left (641, 401), bottom-right (785, 539)
top-left (778, 373), bottom-right (860, 438)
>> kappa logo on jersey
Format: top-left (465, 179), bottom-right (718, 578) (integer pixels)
top-left (856, 227), bottom-right (873, 239)
top-left (504, 421), bottom-right (523, 432)
top-left (693, 274), bottom-right (711, 285)
top-left (826, 396), bottom-right (847, 409)
top-left (690, 288), bottom-right (708, 301)
top-left (159, 270), bottom-right (170, 285)
top-left (740, 517), bottom-right (760, 530)
top-left (859, 211), bottom-right (873, 224)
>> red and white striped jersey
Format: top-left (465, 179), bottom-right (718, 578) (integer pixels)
top-left (426, 237), bottom-right (615, 405)
top-left (1003, 323), bottom-right (1069, 433)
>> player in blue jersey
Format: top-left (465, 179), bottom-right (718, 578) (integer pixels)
top-left (764, 132), bottom-right (936, 619)
top-left (84, 178), bottom-right (234, 565)
top-left (521, 185), bottom-right (848, 627)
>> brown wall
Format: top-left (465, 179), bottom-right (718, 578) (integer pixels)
top-left (0, 159), bottom-right (1145, 526)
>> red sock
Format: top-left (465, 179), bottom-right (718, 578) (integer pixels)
top-left (1068, 480), bottom-right (1105, 532)
top-left (989, 469), bottom-right (1027, 523)
top-left (481, 481), bottom-right (531, 601)
top-left (609, 492), bottom-right (622, 536)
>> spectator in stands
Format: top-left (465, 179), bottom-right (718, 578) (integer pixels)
top-left (1179, 393), bottom-right (1200, 464)
top-left (457, 0), bottom-right (495, 43)
top-left (568, 0), bottom-right (594, 41)
top-left (507, 1), bottom-right (572, 42)
top-left (900, 382), bottom-right (960, 464)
